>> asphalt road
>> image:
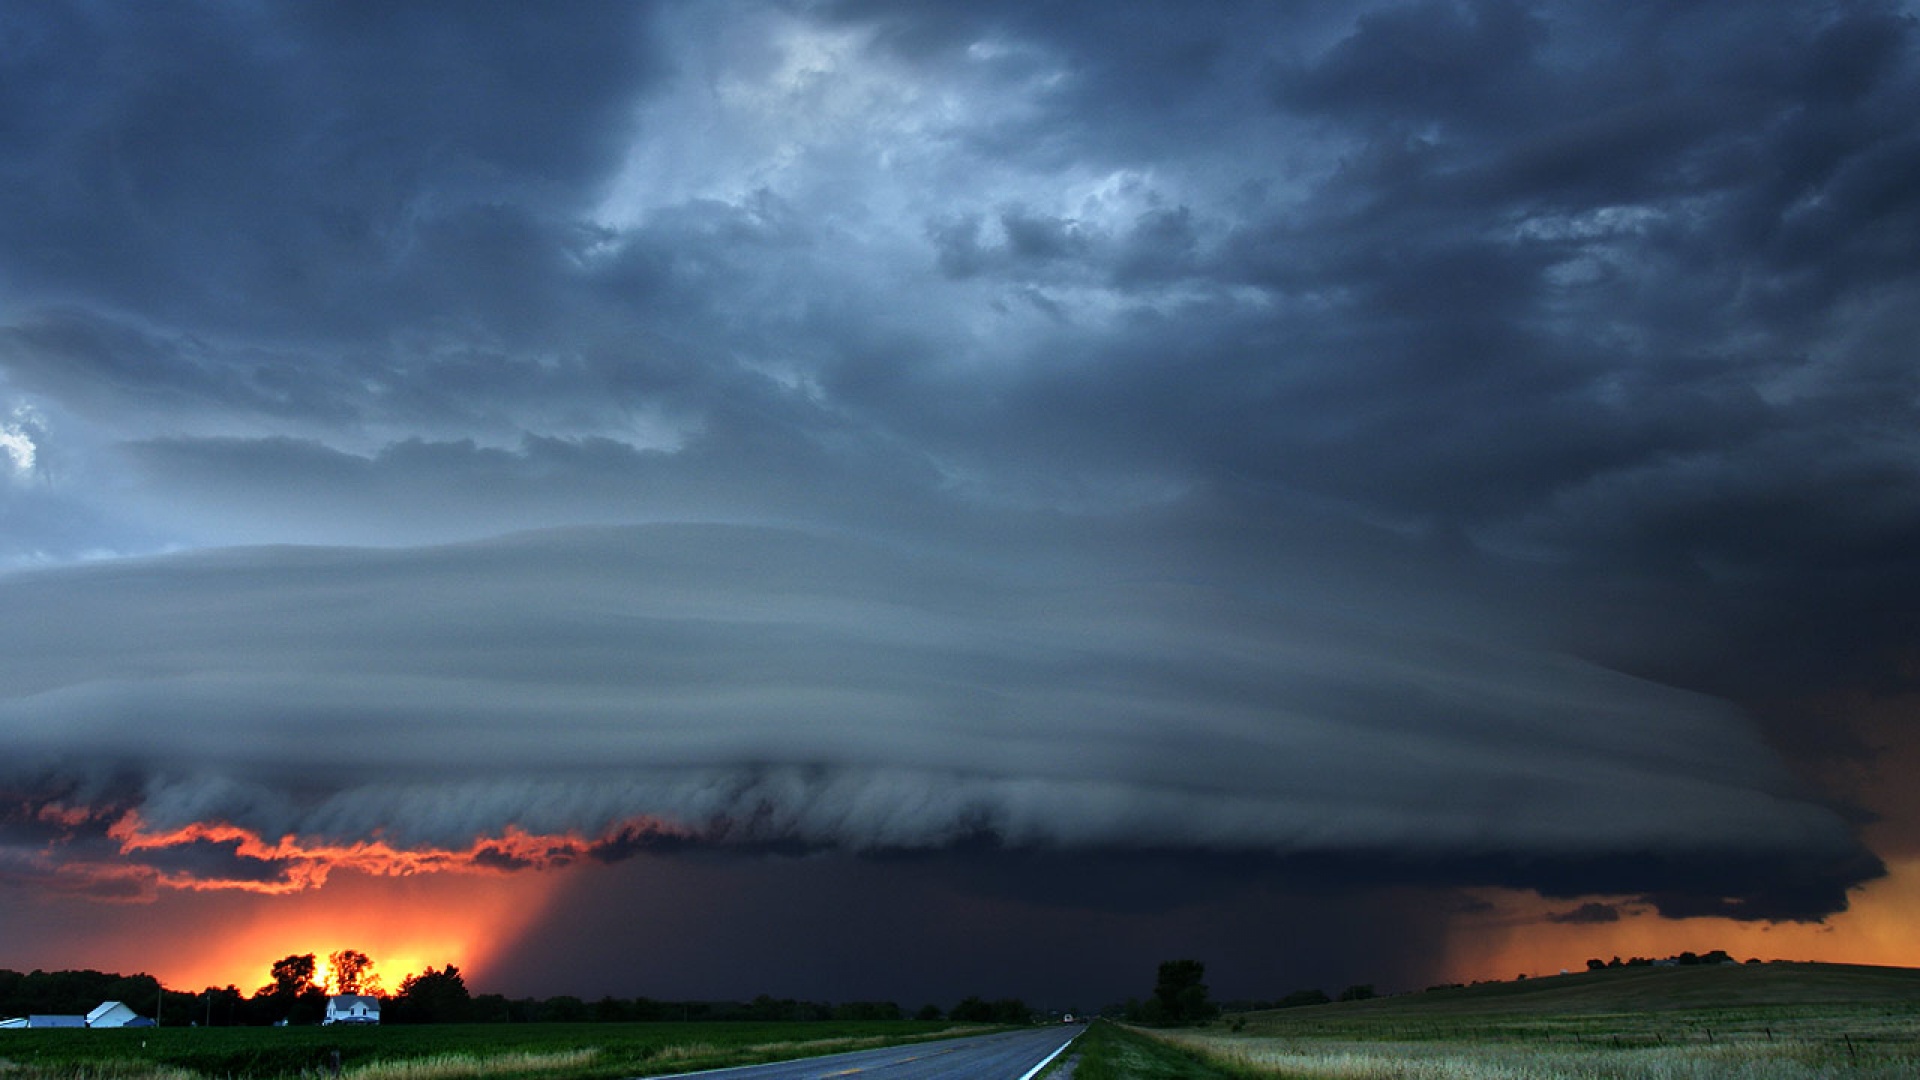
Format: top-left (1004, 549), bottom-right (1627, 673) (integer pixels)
top-left (637, 1025), bottom-right (1085, 1080)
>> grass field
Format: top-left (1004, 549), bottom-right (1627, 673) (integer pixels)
top-left (0, 1019), bottom-right (982, 1080)
top-left (1142, 963), bottom-right (1920, 1079)
top-left (1055, 1021), bottom-right (1238, 1080)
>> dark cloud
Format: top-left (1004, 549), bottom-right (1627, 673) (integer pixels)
top-left (0, 1), bottom-right (660, 337)
top-left (3, 0), bottom-right (1919, 998)
top-left (0, 525), bottom-right (1881, 923)
top-left (483, 849), bottom-right (1463, 1006)
top-left (1547, 902), bottom-right (1623, 925)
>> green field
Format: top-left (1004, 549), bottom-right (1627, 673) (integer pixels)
top-left (0, 1019), bottom-right (981, 1080)
top-left (1139, 963), bottom-right (1920, 1079)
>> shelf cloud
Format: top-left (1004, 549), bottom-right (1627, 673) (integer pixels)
top-left (3, 0), bottom-right (1917, 1000)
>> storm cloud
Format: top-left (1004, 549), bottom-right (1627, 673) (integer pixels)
top-left (4, 0), bottom-right (1919, 998)
top-left (0, 523), bottom-right (1880, 920)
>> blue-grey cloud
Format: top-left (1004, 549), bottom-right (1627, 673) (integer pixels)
top-left (0, 524), bottom-right (1879, 920)
top-left (3, 0), bottom-right (1918, 994)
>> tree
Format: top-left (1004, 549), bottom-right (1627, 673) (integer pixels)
top-left (1150, 959), bottom-right (1217, 1026)
top-left (1337, 984), bottom-right (1376, 1002)
top-left (393, 965), bottom-right (471, 1024)
top-left (329, 950), bottom-right (378, 996)
top-left (950, 996), bottom-right (993, 1022)
top-left (989, 999), bottom-right (1029, 1024)
top-left (250, 955), bottom-right (322, 1025)
top-left (267, 954), bottom-right (316, 998)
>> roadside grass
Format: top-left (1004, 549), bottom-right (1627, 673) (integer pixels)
top-left (1067, 1021), bottom-right (1241, 1080)
top-left (340, 1049), bottom-right (600, 1080)
top-left (1147, 1024), bottom-right (1920, 1080)
top-left (0, 1020), bottom-right (986, 1080)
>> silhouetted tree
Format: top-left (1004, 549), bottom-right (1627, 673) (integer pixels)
top-left (950, 996), bottom-right (993, 1022)
top-left (268, 954), bottom-right (317, 997)
top-left (197, 985), bottom-right (247, 1026)
top-left (1337, 984), bottom-right (1376, 1002)
top-left (392, 965), bottom-right (471, 1024)
top-left (915, 1003), bottom-right (943, 1021)
top-left (328, 950), bottom-right (378, 996)
top-left (989, 998), bottom-right (1030, 1024)
top-left (1150, 959), bottom-right (1217, 1026)
top-left (251, 955), bottom-right (324, 1025)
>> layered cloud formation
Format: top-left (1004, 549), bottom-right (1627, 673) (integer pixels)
top-left (0, 523), bottom-right (1881, 920)
top-left (4, 0), bottom-right (1919, 992)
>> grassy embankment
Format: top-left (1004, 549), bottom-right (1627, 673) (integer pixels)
top-left (1045, 1020), bottom-right (1239, 1080)
top-left (1138, 962), bottom-right (1920, 1080)
top-left (0, 1019), bottom-right (985, 1080)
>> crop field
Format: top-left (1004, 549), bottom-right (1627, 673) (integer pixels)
top-left (1140, 963), bottom-right (1920, 1080)
top-left (0, 1019), bottom-right (978, 1080)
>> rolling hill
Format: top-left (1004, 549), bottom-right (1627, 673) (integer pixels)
top-left (1245, 962), bottom-right (1920, 1022)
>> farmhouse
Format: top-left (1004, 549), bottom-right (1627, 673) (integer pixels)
top-left (324, 994), bottom-right (381, 1025)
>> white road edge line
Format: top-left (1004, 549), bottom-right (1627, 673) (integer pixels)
top-left (1014, 1030), bottom-right (1082, 1080)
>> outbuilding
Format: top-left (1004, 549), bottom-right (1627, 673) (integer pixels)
top-left (85, 1002), bottom-right (154, 1029)
top-left (324, 995), bottom-right (381, 1025)
top-left (3, 1015), bottom-right (88, 1028)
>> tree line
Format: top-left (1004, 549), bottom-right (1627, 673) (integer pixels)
top-left (1113, 959), bottom-right (1396, 1026)
top-left (1, 955), bottom-right (1032, 1027)
top-left (1585, 949), bottom-right (1740, 969)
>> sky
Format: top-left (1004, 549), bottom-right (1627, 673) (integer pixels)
top-left (3, 0), bottom-right (1919, 1010)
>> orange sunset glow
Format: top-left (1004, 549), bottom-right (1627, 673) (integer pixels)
top-left (1444, 855), bottom-right (1920, 984)
top-left (64, 864), bottom-right (570, 995)
top-left (106, 814), bottom-right (687, 894)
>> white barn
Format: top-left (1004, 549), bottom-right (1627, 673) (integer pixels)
top-left (85, 1001), bottom-right (152, 1028)
top-left (324, 995), bottom-right (381, 1025)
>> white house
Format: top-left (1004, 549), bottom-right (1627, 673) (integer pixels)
top-left (324, 995), bottom-right (381, 1025)
top-left (85, 1001), bottom-right (153, 1028)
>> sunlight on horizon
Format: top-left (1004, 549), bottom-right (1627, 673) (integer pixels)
top-left (124, 867), bottom-right (567, 995)
top-left (1447, 855), bottom-right (1920, 985)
